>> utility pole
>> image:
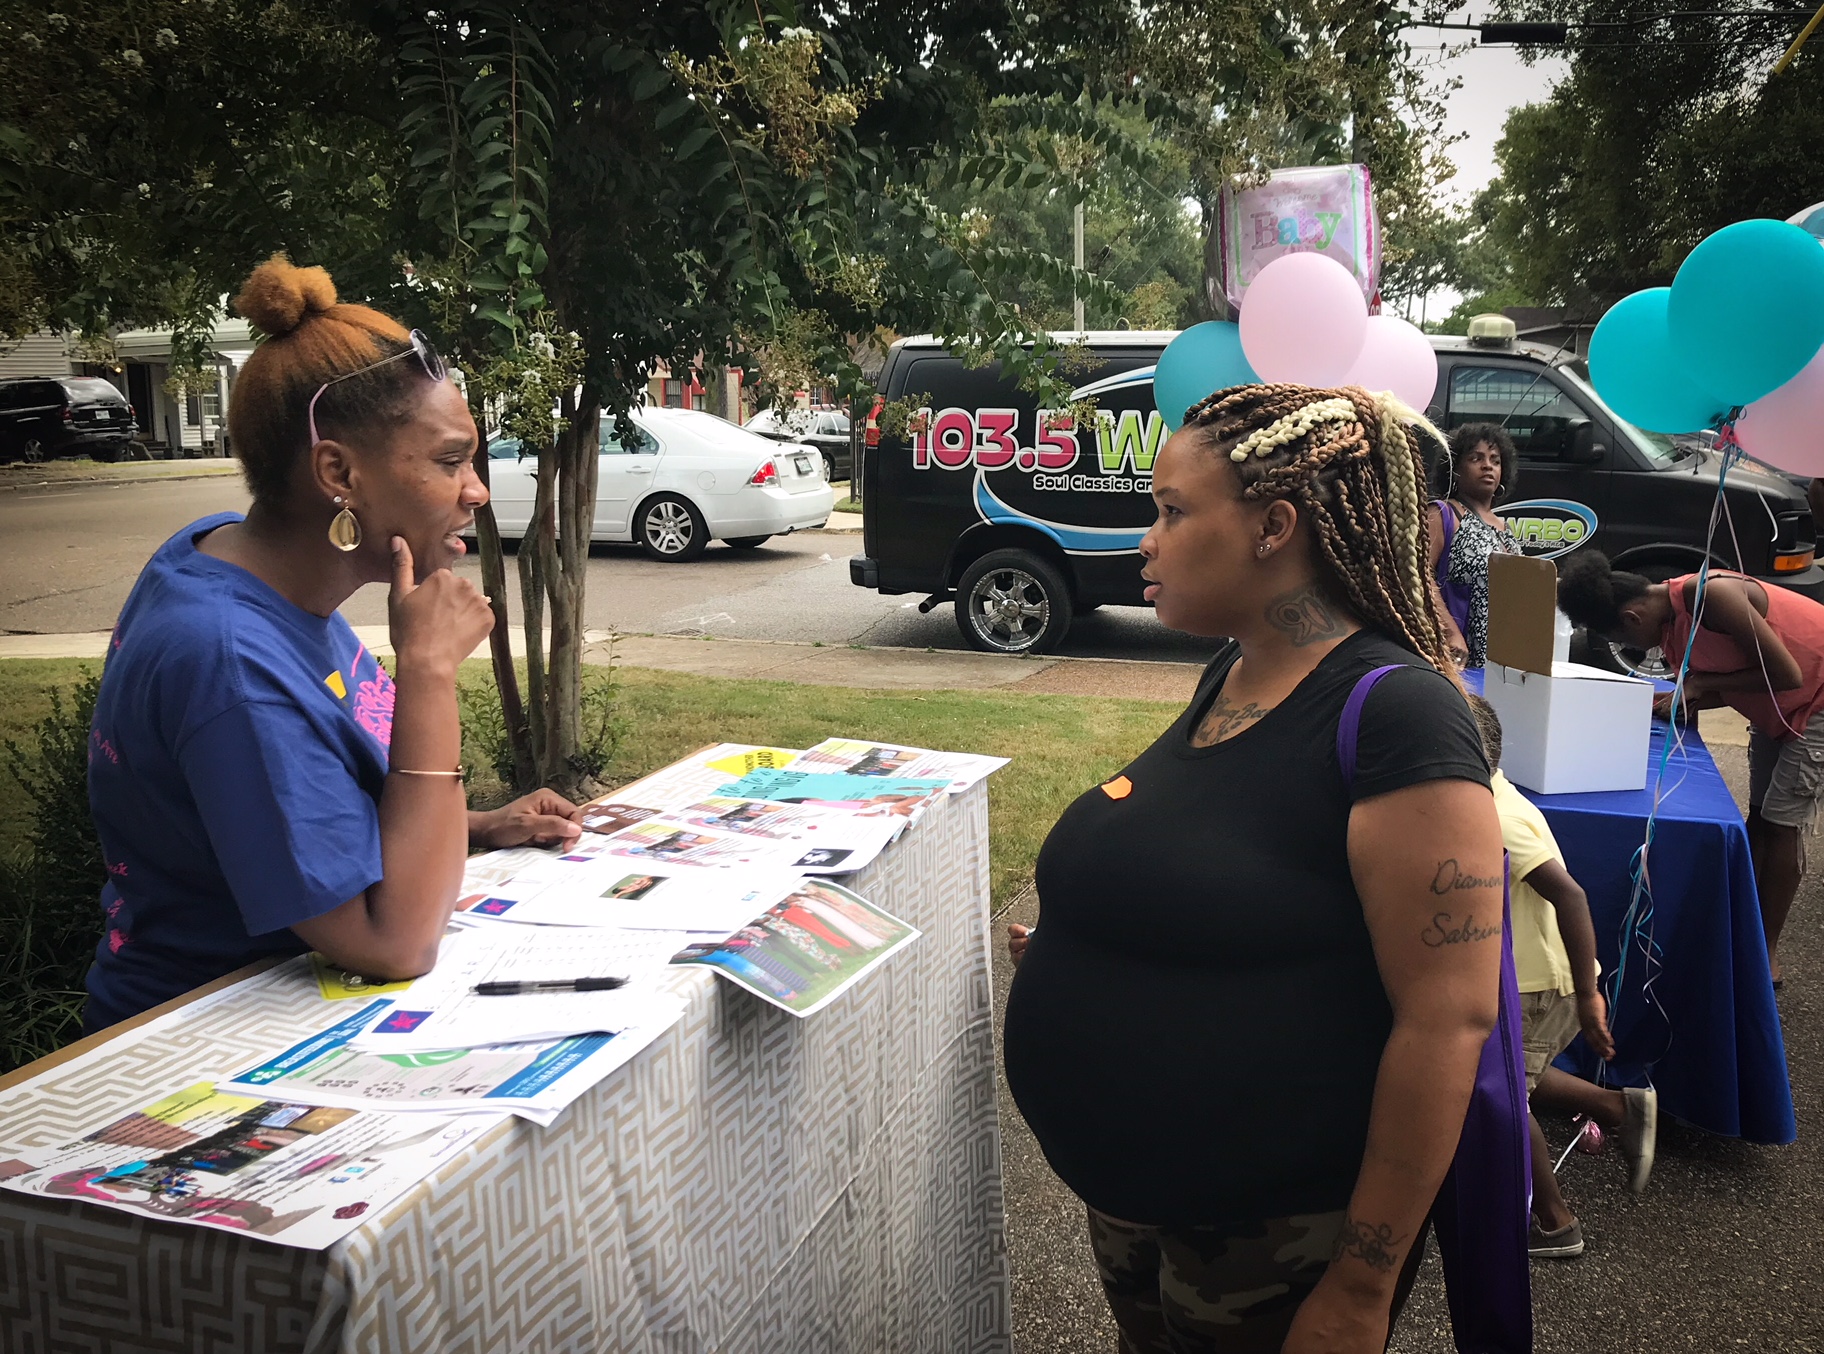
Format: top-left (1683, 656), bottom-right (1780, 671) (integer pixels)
top-left (1073, 200), bottom-right (1086, 332)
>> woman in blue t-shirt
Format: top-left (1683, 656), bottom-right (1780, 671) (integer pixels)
top-left (84, 256), bottom-right (584, 1031)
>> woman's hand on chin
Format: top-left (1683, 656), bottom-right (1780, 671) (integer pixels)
top-left (469, 789), bottom-right (585, 849)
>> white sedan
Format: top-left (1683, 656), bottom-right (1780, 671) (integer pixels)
top-left (483, 407), bottom-right (833, 561)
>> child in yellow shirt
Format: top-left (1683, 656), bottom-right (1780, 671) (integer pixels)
top-left (1467, 696), bottom-right (1660, 1259)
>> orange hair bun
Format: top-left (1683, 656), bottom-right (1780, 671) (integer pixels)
top-left (234, 254), bottom-right (339, 337)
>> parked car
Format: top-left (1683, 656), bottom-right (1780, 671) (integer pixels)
top-left (0, 377), bottom-right (138, 464)
top-left (485, 406), bottom-right (833, 561)
top-left (745, 406), bottom-right (852, 483)
top-left (851, 322), bottom-right (1821, 655)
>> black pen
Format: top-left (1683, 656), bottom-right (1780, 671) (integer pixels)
top-left (472, 977), bottom-right (628, 995)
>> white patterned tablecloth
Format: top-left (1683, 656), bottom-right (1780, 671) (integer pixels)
top-left (0, 784), bottom-right (1010, 1354)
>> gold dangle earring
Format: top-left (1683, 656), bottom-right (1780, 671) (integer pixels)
top-left (328, 496), bottom-right (362, 552)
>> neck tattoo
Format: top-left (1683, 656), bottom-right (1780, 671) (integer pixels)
top-left (1265, 585), bottom-right (1346, 647)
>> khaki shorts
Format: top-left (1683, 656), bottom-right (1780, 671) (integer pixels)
top-left (1519, 988), bottom-right (1581, 1095)
top-left (1749, 719), bottom-right (1824, 829)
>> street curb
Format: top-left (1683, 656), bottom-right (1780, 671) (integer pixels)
top-left (0, 468), bottom-right (241, 494)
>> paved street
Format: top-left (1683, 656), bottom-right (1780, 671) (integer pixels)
top-left (0, 476), bottom-right (1218, 663)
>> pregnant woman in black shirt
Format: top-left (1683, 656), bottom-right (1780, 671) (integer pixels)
top-left (1003, 384), bottom-right (1504, 1354)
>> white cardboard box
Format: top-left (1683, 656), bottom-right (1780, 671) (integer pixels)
top-left (1482, 661), bottom-right (1654, 795)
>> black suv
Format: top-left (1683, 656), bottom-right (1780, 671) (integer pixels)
top-left (0, 377), bottom-right (138, 464)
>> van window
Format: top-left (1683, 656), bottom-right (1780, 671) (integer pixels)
top-left (1447, 365), bottom-right (1591, 462)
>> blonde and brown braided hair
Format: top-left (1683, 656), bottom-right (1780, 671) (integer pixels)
top-left (1184, 381), bottom-right (1459, 684)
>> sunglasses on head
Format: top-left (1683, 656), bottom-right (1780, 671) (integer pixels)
top-left (306, 329), bottom-right (448, 447)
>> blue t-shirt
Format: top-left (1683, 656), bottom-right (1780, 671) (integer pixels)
top-left (84, 513), bottom-right (395, 1029)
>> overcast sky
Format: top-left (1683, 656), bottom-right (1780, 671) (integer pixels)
top-left (1419, 20), bottom-right (1570, 202)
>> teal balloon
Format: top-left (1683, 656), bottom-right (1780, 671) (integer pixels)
top-left (1153, 322), bottom-right (1258, 431)
top-left (1667, 218), bottom-right (1824, 405)
top-left (1589, 288), bottom-right (1731, 434)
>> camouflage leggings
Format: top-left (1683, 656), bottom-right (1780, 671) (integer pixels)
top-left (1086, 1207), bottom-right (1409, 1354)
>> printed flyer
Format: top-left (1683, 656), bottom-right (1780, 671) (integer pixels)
top-left (220, 995), bottom-right (687, 1126)
top-left (788, 738), bottom-right (1008, 792)
top-left (671, 879), bottom-right (920, 1017)
top-left (0, 1082), bottom-right (501, 1250)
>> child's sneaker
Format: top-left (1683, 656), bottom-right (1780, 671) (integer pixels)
top-left (1528, 1217), bottom-right (1585, 1259)
top-left (1618, 1087), bottom-right (1658, 1195)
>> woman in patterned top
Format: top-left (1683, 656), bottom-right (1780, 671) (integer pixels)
top-left (1428, 423), bottom-right (1523, 668)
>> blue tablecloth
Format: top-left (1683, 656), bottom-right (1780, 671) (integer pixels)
top-left (1462, 670), bottom-right (1795, 1144)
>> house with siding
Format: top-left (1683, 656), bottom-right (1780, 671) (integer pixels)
top-left (0, 320), bottom-right (251, 456)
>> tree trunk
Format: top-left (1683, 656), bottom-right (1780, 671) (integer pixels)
top-left (1200, 190), bottom-right (1231, 322)
top-left (470, 443), bottom-right (537, 792)
top-left (536, 392), bottom-right (601, 799)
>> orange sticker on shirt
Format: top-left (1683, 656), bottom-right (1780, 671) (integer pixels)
top-left (1101, 775), bottom-right (1132, 800)
top-left (324, 670), bottom-right (348, 699)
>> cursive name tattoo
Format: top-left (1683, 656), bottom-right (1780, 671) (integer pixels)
top-left (1421, 911), bottom-right (1502, 947)
top-left (1193, 693), bottom-right (1268, 746)
top-left (1333, 1214), bottom-right (1404, 1272)
top-left (1265, 585), bottom-right (1346, 647)
top-left (1429, 859), bottom-right (1503, 896)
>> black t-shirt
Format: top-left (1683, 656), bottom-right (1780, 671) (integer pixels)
top-left (1002, 630), bottom-right (1490, 1227)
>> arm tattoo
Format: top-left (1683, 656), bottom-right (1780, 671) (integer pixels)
top-left (1421, 912), bottom-right (1502, 947)
top-left (1333, 1214), bottom-right (1404, 1272)
top-left (1265, 585), bottom-right (1346, 646)
top-left (1429, 859), bottom-right (1503, 895)
top-left (1193, 692), bottom-right (1268, 745)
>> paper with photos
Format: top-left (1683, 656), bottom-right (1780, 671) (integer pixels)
top-left (0, 1081), bottom-right (501, 1250)
top-left (671, 879), bottom-right (920, 1017)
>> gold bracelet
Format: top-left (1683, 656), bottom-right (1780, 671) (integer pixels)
top-left (390, 767), bottom-right (465, 777)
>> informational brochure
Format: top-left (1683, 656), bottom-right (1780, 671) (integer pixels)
top-left (671, 879), bottom-right (920, 1018)
top-left (788, 739), bottom-right (1009, 793)
top-left (464, 865), bottom-right (798, 934)
top-left (219, 995), bottom-right (688, 1127)
top-left (309, 953), bottom-right (417, 1002)
top-left (607, 743), bottom-right (805, 812)
top-left (576, 801), bottom-right (662, 837)
top-left (347, 927), bottom-right (687, 1053)
top-left (712, 771), bottom-right (948, 817)
top-left (0, 1082), bottom-right (502, 1250)
top-left (459, 844), bottom-right (575, 896)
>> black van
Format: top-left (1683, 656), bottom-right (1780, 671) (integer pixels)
top-left (850, 323), bottom-right (1824, 656)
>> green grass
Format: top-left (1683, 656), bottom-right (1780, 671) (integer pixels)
top-left (0, 457), bottom-right (240, 485)
top-left (2, 657), bottom-right (1174, 909)
top-left (833, 494), bottom-right (860, 514)
top-left (0, 660), bottom-right (100, 857)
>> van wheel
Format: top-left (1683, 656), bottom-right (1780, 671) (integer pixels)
top-left (955, 549), bottom-right (1073, 655)
top-left (1570, 628), bottom-right (1673, 679)
top-left (638, 494), bottom-right (709, 562)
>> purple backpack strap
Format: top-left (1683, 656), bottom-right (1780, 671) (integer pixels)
top-left (1433, 500), bottom-right (1475, 638)
top-left (1338, 667), bottom-right (1533, 1353)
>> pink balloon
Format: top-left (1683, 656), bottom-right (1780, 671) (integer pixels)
top-left (1342, 314), bottom-right (1439, 411)
top-left (1736, 345), bottom-right (1824, 475)
top-left (1238, 252), bottom-right (1369, 386)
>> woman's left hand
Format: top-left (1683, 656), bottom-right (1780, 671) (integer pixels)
top-left (1281, 1275), bottom-right (1389, 1354)
top-left (469, 790), bottom-right (585, 849)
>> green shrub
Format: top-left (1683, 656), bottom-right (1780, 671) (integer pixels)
top-left (0, 661), bottom-right (624, 1073)
top-left (1, 671), bottom-right (105, 1073)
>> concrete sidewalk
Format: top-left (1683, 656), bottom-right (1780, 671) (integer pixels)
top-left (0, 627), bottom-right (1752, 741)
top-left (0, 626), bottom-right (1756, 739)
top-left (0, 625), bottom-right (1209, 703)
